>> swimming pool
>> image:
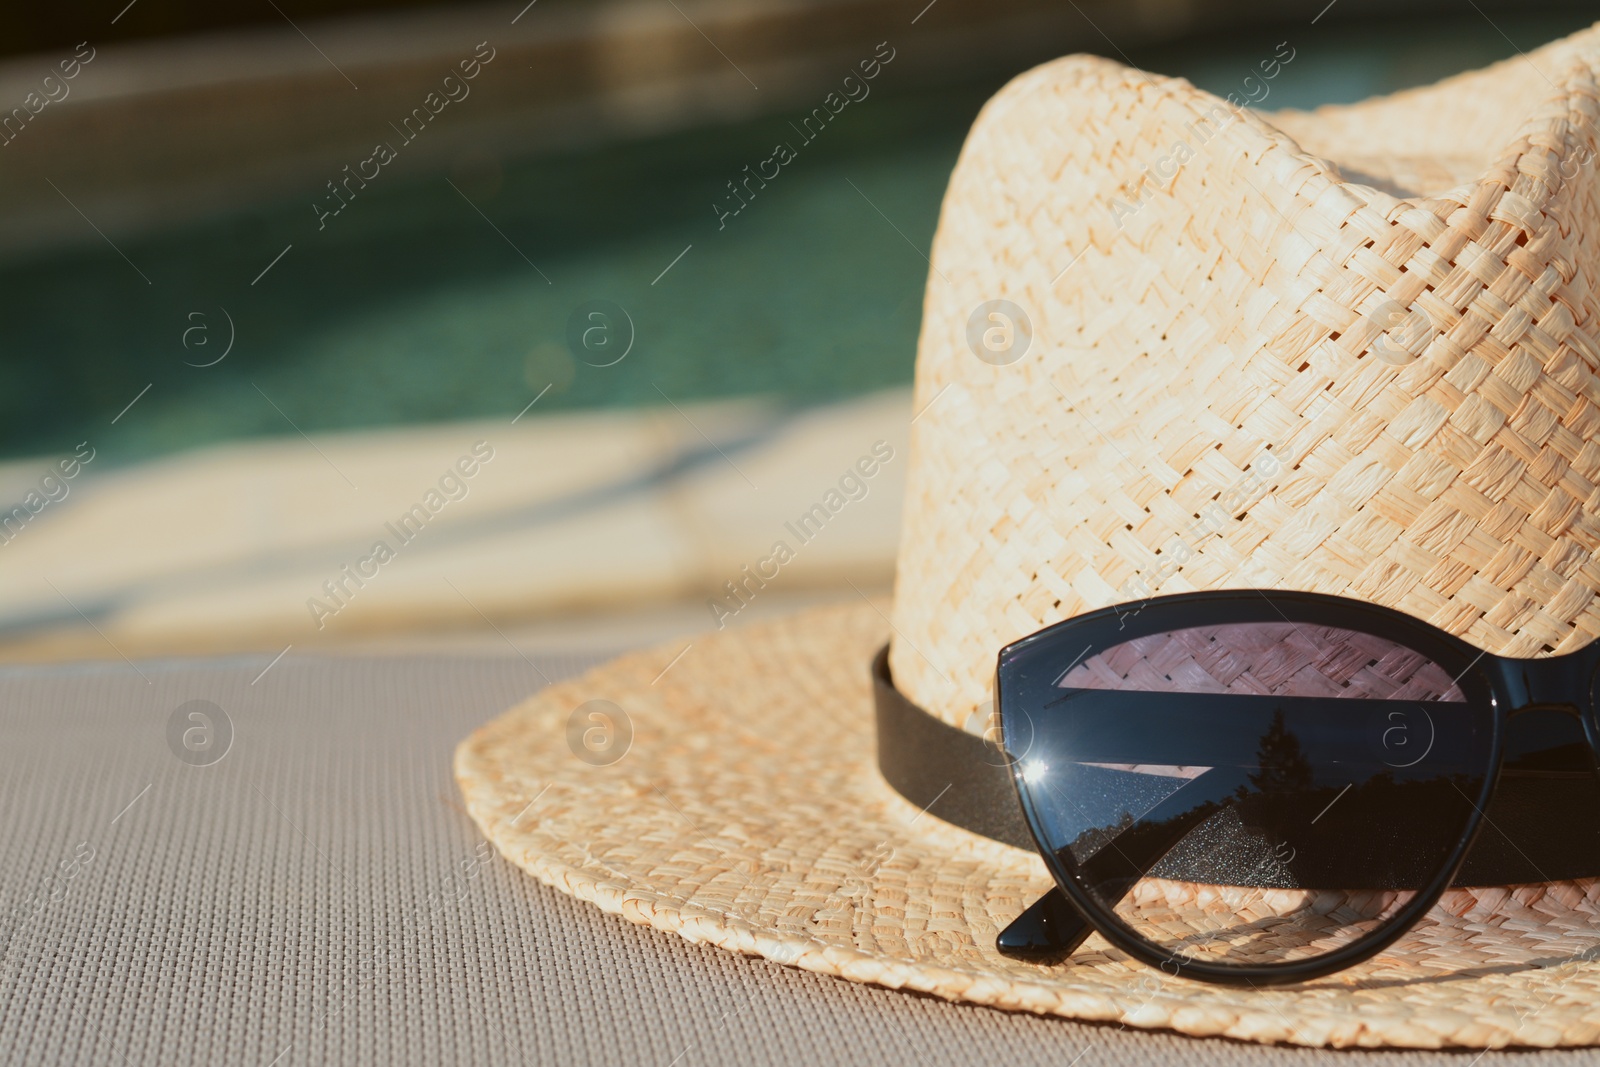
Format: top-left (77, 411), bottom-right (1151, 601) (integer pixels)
top-left (1, 12), bottom-right (1588, 464)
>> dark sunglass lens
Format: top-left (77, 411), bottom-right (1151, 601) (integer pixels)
top-left (1003, 622), bottom-right (1495, 968)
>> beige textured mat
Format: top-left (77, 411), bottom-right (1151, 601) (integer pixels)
top-left (5, 648), bottom-right (1599, 1063)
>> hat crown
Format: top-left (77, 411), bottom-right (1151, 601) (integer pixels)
top-left (890, 25), bottom-right (1600, 728)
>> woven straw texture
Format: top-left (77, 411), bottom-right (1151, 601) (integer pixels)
top-left (889, 24), bottom-right (1600, 730)
top-left (457, 28), bottom-right (1600, 1051)
top-left (455, 602), bottom-right (1600, 1049)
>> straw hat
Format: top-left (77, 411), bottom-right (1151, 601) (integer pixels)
top-left (457, 23), bottom-right (1600, 1049)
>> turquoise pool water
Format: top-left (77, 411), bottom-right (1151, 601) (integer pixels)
top-left (1, 13), bottom-right (1589, 463)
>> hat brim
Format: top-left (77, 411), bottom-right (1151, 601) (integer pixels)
top-left (455, 601), bottom-right (1600, 1049)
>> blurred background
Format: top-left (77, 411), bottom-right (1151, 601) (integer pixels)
top-left (0, 0), bottom-right (1592, 665)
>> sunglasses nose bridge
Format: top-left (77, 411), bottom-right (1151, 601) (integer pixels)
top-left (1488, 653), bottom-right (1591, 715)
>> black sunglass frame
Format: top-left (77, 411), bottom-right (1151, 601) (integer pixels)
top-left (994, 588), bottom-right (1600, 986)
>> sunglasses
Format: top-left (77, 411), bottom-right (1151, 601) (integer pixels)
top-left (872, 589), bottom-right (1600, 986)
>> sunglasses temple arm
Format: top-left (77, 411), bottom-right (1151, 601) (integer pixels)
top-left (996, 884), bottom-right (1095, 960)
top-left (993, 805), bottom-right (1215, 962)
top-left (996, 767), bottom-right (1246, 961)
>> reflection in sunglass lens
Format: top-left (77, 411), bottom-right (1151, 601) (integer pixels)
top-left (1004, 623), bottom-right (1495, 968)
